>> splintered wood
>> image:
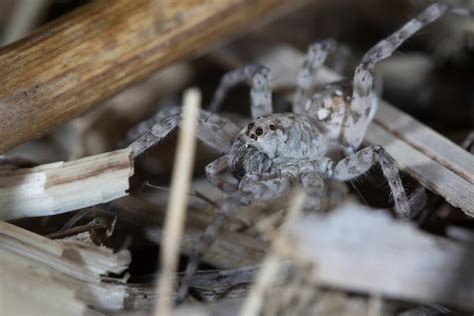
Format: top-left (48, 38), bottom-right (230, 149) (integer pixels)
top-left (0, 220), bottom-right (131, 312)
top-left (0, 148), bottom-right (133, 220)
top-left (0, 250), bottom-right (86, 316)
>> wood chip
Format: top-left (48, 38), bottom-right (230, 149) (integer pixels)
top-left (286, 203), bottom-right (474, 310)
top-left (0, 148), bottom-right (133, 220)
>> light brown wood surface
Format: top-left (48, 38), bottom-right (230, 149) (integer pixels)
top-left (0, 0), bottom-right (304, 153)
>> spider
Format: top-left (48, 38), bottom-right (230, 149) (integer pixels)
top-left (127, 3), bottom-right (473, 303)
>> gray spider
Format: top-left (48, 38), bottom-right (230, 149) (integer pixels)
top-left (127, 3), bottom-right (473, 303)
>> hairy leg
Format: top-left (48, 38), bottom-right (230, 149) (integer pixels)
top-left (176, 173), bottom-right (294, 303)
top-left (345, 3), bottom-right (474, 150)
top-left (293, 39), bottom-right (336, 114)
top-left (126, 105), bottom-right (181, 142)
top-left (462, 131), bottom-right (474, 154)
top-left (128, 109), bottom-right (240, 158)
top-left (208, 64), bottom-right (273, 119)
top-left (331, 145), bottom-right (410, 218)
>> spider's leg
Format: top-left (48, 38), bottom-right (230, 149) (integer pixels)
top-left (330, 43), bottom-right (351, 75)
top-left (126, 106), bottom-right (181, 142)
top-left (208, 65), bottom-right (273, 119)
top-left (330, 145), bottom-right (410, 219)
top-left (293, 39), bottom-right (336, 114)
top-left (361, 3), bottom-right (473, 67)
top-left (128, 109), bottom-right (240, 158)
top-left (176, 173), bottom-right (294, 303)
top-left (462, 131), bottom-right (474, 154)
top-left (345, 3), bottom-right (474, 150)
top-left (205, 155), bottom-right (238, 193)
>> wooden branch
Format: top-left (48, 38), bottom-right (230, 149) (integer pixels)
top-left (284, 204), bottom-right (474, 310)
top-left (0, 0), bottom-right (309, 153)
top-left (0, 148), bottom-right (133, 220)
top-left (214, 42), bottom-right (474, 215)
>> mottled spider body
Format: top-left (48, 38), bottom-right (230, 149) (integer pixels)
top-left (230, 114), bottom-right (329, 181)
top-left (127, 3), bottom-right (474, 303)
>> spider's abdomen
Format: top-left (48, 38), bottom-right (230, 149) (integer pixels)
top-left (304, 82), bottom-right (351, 143)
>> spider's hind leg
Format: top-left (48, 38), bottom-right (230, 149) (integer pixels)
top-left (293, 39), bottom-right (337, 114)
top-left (208, 64), bottom-right (273, 119)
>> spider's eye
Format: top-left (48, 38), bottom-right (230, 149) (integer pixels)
top-left (255, 127), bottom-right (263, 136)
top-left (269, 124), bottom-right (275, 131)
top-left (247, 123), bottom-right (254, 130)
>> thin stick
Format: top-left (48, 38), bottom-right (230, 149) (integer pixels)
top-left (154, 88), bottom-right (201, 316)
top-left (239, 190), bottom-right (306, 316)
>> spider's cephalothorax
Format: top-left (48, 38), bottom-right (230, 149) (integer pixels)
top-left (229, 114), bottom-right (328, 180)
top-left (127, 3), bottom-right (474, 303)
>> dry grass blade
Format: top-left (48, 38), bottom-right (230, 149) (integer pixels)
top-left (0, 148), bottom-right (133, 220)
top-left (154, 88), bottom-right (201, 315)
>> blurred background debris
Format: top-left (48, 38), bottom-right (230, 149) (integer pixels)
top-left (0, 0), bottom-right (473, 315)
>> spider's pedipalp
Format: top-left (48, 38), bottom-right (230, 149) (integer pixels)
top-left (205, 155), bottom-right (239, 193)
top-left (300, 171), bottom-right (324, 210)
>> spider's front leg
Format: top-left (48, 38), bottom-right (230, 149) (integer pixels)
top-left (344, 3), bottom-right (474, 150)
top-left (329, 145), bottom-right (410, 218)
top-left (176, 172), bottom-right (294, 303)
top-left (128, 108), bottom-right (240, 158)
top-left (208, 64), bottom-right (273, 119)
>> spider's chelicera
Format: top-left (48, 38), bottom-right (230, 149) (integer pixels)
top-left (127, 3), bottom-right (474, 303)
